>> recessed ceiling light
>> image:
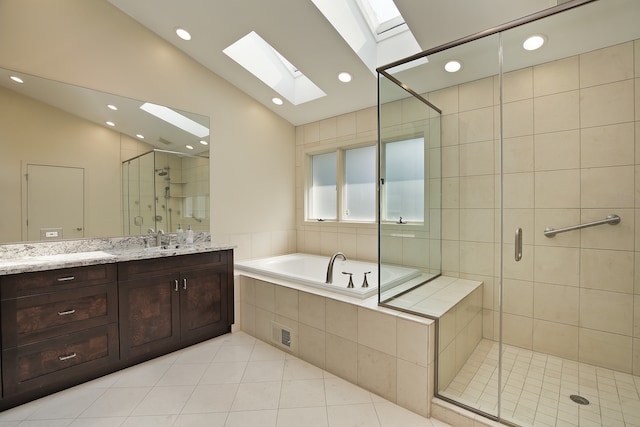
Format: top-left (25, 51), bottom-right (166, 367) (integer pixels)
top-left (186, 145), bottom-right (194, 150)
top-left (444, 60), bottom-right (462, 73)
top-left (272, 97), bottom-right (284, 105)
top-left (338, 72), bottom-right (352, 83)
top-left (176, 27), bottom-right (192, 41)
top-left (10, 76), bottom-right (23, 83)
top-left (199, 140), bottom-right (208, 145)
top-left (107, 104), bottom-right (118, 111)
top-left (523, 35), bottom-right (545, 51)
top-left (136, 134), bottom-right (145, 139)
top-left (106, 121), bottom-right (115, 127)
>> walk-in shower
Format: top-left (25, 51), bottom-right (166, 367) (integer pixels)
top-left (378, 0), bottom-right (640, 425)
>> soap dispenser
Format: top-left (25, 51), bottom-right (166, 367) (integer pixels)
top-left (186, 224), bottom-right (194, 245)
top-left (176, 224), bottom-right (184, 245)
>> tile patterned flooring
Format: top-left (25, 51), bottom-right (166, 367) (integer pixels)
top-left (441, 340), bottom-right (640, 427)
top-left (0, 331), bottom-right (450, 427)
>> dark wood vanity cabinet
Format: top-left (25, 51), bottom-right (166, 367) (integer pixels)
top-left (0, 264), bottom-right (119, 398)
top-left (0, 249), bottom-right (234, 409)
top-left (118, 249), bottom-right (233, 363)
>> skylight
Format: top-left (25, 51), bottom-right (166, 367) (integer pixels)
top-left (311, 0), bottom-right (421, 74)
top-left (355, 0), bottom-right (405, 38)
top-left (223, 31), bottom-right (326, 105)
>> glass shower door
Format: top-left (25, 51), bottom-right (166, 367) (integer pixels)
top-left (500, 1), bottom-right (640, 425)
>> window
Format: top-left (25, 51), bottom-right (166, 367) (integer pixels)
top-left (310, 152), bottom-right (337, 220)
top-left (381, 137), bottom-right (424, 223)
top-left (344, 145), bottom-right (376, 221)
top-left (308, 145), bottom-right (376, 222)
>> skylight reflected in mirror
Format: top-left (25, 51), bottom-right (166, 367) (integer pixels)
top-left (140, 102), bottom-right (210, 138)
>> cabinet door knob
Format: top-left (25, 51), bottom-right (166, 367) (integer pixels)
top-left (57, 309), bottom-right (76, 316)
top-left (183, 278), bottom-right (187, 290)
top-left (58, 352), bottom-right (77, 361)
top-left (174, 279), bottom-right (179, 292)
top-left (57, 276), bottom-right (75, 282)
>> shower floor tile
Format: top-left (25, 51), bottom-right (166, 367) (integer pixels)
top-left (440, 340), bottom-right (640, 427)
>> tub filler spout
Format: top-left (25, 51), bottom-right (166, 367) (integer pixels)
top-left (325, 252), bottom-right (347, 284)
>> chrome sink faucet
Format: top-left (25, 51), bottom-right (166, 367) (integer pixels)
top-left (156, 229), bottom-right (165, 247)
top-left (325, 252), bottom-right (346, 284)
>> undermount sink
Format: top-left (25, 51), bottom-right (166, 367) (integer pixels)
top-left (144, 245), bottom-right (183, 252)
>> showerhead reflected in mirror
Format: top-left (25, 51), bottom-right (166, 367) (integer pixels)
top-left (0, 67), bottom-right (210, 243)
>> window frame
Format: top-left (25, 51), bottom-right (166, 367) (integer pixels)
top-left (379, 134), bottom-right (427, 227)
top-left (305, 141), bottom-right (378, 224)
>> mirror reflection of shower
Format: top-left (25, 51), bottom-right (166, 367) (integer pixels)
top-left (122, 149), bottom-right (210, 236)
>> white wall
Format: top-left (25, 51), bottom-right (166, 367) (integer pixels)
top-left (0, 0), bottom-right (297, 259)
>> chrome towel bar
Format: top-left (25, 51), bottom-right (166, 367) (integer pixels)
top-left (544, 214), bottom-right (620, 238)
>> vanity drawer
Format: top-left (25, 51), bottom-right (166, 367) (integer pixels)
top-left (2, 323), bottom-right (119, 396)
top-left (0, 264), bottom-right (117, 299)
top-left (1, 283), bottom-right (118, 348)
top-left (118, 250), bottom-right (227, 280)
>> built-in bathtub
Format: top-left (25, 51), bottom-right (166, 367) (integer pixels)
top-left (234, 253), bottom-right (421, 299)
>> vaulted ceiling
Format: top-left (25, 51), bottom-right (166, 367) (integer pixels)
top-left (107, 0), bottom-right (558, 126)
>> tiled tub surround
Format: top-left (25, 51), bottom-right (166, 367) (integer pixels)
top-left (236, 269), bottom-right (482, 419)
top-left (382, 277), bottom-right (484, 391)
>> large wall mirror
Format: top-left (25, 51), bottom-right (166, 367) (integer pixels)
top-left (0, 67), bottom-right (210, 243)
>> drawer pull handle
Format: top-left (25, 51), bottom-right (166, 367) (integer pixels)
top-left (57, 309), bottom-right (76, 316)
top-left (183, 278), bottom-right (187, 290)
top-left (58, 352), bottom-right (77, 361)
top-left (174, 279), bottom-right (179, 292)
top-left (57, 276), bottom-right (75, 282)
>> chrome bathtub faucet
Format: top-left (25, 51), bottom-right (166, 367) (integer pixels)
top-left (342, 272), bottom-right (354, 288)
top-left (325, 252), bottom-right (346, 283)
top-left (362, 271), bottom-right (371, 288)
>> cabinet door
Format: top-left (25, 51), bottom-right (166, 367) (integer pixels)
top-left (119, 273), bottom-right (180, 361)
top-left (179, 266), bottom-right (229, 342)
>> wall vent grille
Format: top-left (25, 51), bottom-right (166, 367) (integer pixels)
top-left (271, 321), bottom-right (295, 351)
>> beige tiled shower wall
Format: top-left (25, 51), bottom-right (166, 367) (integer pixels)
top-left (433, 39), bottom-right (640, 374)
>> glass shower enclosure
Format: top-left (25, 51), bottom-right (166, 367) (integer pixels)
top-left (378, 0), bottom-right (640, 425)
top-left (122, 149), bottom-right (210, 236)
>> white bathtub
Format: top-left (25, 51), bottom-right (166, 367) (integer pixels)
top-left (234, 253), bottom-right (421, 299)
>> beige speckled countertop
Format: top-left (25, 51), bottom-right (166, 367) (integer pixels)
top-left (0, 235), bottom-right (234, 276)
top-left (0, 245), bottom-right (234, 276)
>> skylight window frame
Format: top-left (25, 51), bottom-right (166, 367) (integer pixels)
top-left (354, 0), bottom-right (407, 41)
top-left (310, 0), bottom-right (421, 74)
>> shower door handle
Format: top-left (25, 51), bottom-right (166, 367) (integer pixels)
top-left (514, 228), bottom-right (523, 262)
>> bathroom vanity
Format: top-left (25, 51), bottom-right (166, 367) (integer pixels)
top-left (0, 243), bottom-right (234, 410)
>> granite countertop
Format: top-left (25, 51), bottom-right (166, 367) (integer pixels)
top-left (0, 235), bottom-right (234, 276)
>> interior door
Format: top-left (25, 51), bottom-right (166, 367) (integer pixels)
top-left (26, 164), bottom-right (84, 241)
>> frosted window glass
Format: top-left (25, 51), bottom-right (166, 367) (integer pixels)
top-left (311, 152), bottom-right (337, 219)
top-left (344, 145), bottom-right (376, 221)
top-left (383, 137), bottom-right (424, 222)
